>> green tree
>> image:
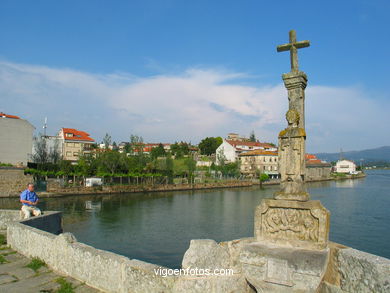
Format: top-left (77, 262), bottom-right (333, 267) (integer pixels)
top-left (185, 156), bottom-right (197, 184)
top-left (170, 142), bottom-right (189, 158)
top-left (165, 153), bottom-right (174, 183)
top-left (102, 133), bottom-right (112, 150)
top-left (198, 137), bottom-right (223, 156)
top-left (150, 143), bottom-right (166, 159)
top-left (129, 134), bottom-right (144, 154)
top-left (112, 141), bottom-right (118, 151)
top-left (249, 131), bottom-right (256, 142)
top-left (259, 173), bottom-right (269, 182)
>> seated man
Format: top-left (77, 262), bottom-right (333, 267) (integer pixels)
top-left (20, 183), bottom-right (41, 219)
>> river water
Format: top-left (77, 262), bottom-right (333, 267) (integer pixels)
top-left (1, 169), bottom-right (389, 268)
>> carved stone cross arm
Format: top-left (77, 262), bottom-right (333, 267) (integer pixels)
top-left (277, 30), bottom-right (310, 72)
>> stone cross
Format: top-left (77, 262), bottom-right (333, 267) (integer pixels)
top-left (277, 30), bottom-right (310, 73)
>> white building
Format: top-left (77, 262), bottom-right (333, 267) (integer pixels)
top-left (334, 160), bottom-right (356, 174)
top-left (216, 139), bottom-right (277, 164)
top-left (0, 112), bottom-right (35, 166)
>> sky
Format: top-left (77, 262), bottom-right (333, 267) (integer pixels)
top-left (0, 0), bottom-right (389, 153)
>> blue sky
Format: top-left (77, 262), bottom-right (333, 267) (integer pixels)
top-left (1, 0), bottom-right (389, 152)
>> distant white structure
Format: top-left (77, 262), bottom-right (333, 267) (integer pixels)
top-left (85, 177), bottom-right (103, 187)
top-left (0, 112), bottom-right (35, 166)
top-left (216, 139), bottom-right (277, 164)
top-left (334, 160), bottom-right (356, 174)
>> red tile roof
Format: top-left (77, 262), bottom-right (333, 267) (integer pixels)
top-left (305, 154), bottom-right (317, 160)
top-left (226, 140), bottom-right (274, 149)
top-left (62, 128), bottom-right (94, 142)
top-left (0, 112), bottom-right (20, 119)
top-left (306, 159), bottom-right (323, 164)
top-left (239, 149), bottom-right (278, 156)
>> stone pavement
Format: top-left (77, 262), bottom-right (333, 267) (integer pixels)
top-left (0, 241), bottom-right (102, 293)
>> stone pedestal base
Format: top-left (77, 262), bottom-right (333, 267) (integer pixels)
top-left (274, 190), bottom-right (310, 201)
top-left (239, 242), bottom-right (329, 292)
top-left (255, 199), bottom-right (330, 250)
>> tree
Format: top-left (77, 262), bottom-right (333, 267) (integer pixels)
top-left (124, 143), bottom-right (131, 154)
top-left (150, 143), bottom-right (166, 159)
top-left (130, 134), bottom-right (144, 154)
top-left (249, 131), bottom-right (256, 142)
top-left (31, 135), bottom-right (49, 165)
top-left (185, 156), bottom-right (197, 184)
top-left (165, 153), bottom-right (174, 183)
top-left (216, 148), bottom-right (227, 166)
top-left (112, 141), bottom-right (118, 151)
top-left (198, 137), bottom-right (223, 156)
top-left (103, 133), bottom-right (112, 150)
top-left (48, 138), bottom-right (61, 164)
top-left (259, 173), bottom-right (269, 182)
top-left (170, 142), bottom-right (189, 158)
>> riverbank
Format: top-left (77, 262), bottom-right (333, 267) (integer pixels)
top-left (0, 172), bottom-right (366, 198)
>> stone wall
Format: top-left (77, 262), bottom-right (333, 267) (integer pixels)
top-left (0, 168), bottom-right (33, 197)
top-left (306, 164), bottom-right (332, 181)
top-left (2, 209), bottom-right (390, 293)
top-left (0, 209), bottom-right (20, 230)
top-left (5, 211), bottom-right (176, 293)
top-left (46, 180), bottom-right (254, 195)
top-left (319, 242), bottom-right (390, 293)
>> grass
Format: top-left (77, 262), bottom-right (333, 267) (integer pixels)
top-left (56, 277), bottom-right (74, 293)
top-left (0, 254), bottom-right (7, 264)
top-left (0, 234), bottom-right (6, 245)
top-left (26, 257), bottom-right (46, 272)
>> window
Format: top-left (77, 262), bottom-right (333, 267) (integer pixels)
top-left (74, 142), bottom-right (79, 147)
top-left (66, 133), bottom-right (73, 138)
top-left (66, 151), bottom-right (71, 156)
top-left (67, 142), bottom-right (74, 147)
top-left (73, 152), bottom-right (79, 156)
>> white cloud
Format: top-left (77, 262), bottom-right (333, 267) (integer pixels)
top-left (0, 60), bottom-right (388, 152)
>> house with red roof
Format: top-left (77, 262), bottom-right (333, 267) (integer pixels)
top-left (216, 138), bottom-right (277, 164)
top-left (305, 154), bottom-right (332, 180)
top-left (58, 128), bottom-right (95, 161)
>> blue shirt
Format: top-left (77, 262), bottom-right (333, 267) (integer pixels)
top-left (20, 189), bottom-right (39, 206)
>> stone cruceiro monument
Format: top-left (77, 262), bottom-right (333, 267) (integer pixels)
top-left (255, 30), bottom-right (330, 252)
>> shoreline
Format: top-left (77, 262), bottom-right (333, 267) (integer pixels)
top-left (1, 173), bottom-right (366, 198)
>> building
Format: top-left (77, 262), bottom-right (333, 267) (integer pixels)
top-left (238, 152), bottom-right (331, 180)
top-left (305, 154), bottom-right (332, 181)
top-left (216, 139), bottom-right (277, 164)
top-left (334, 159), bottom-right (356, 174)
top-left (0, 112), bottom-right (35, 166)
top-left (58, 128), bottom-right (95, 161)
top-left (118, 143), bottom-right (171, 154)
top-left (239, 150), bottom-right (279, 178)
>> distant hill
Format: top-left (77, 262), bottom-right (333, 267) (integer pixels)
top-left (315, 146), bottom-right (390, 163)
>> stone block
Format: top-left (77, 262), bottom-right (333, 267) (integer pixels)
top-left (240, 242), bottom-right (328, 292)
top-left (182, 239), bottom-right (230, 270)
top-left (338, 248), bottom-right (390, 293)
top-left (122, 259), bottom-right (176, 293)
top-left (254, 199), bottom-right (330, 250)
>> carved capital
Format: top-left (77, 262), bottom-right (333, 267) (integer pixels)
top-left (282, 71), bottom-right (308, 90)
top-left (255, 199), bottom-right (330, 250)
